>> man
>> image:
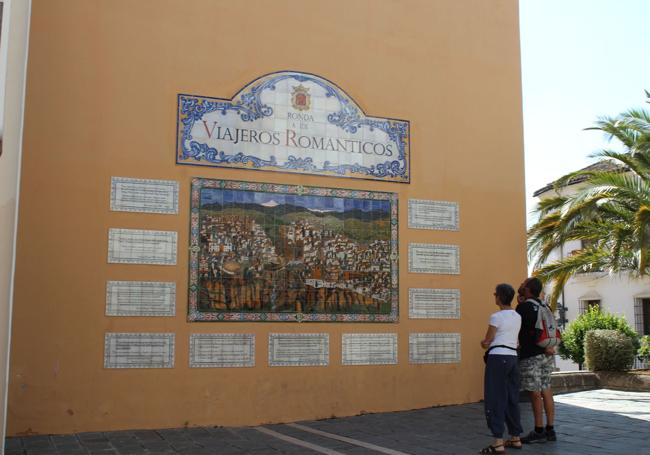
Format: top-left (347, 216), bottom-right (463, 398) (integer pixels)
top-left (516, 277), bottom-right (556, 443)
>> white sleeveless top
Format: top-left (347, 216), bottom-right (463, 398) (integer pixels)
top-left (488, 309), bottom-right (521, 356)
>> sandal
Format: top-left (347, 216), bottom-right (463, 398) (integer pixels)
top-left (505, 438), bottom-right (522, 449)
top-left (479, 444), bottom-right (505, 454)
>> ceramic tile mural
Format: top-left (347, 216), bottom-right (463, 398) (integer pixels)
top-left (176, 71), bottom-right (410, 183)
top-left (188, 178), bottom-right (399, 322)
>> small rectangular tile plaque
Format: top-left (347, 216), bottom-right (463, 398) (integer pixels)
top-left (108, 228), bottom-right (177, 265)
top-left (342, 333), bottom-right (398, 365)
top-left (110, 177), bottom-right (179, 214)
top-left (189, 334), bottom-right (255, 368)
top-left (106, 281), bottom-right (175, 316)
top-left (104, 333), bottom-right (175, 369)
top-left (409, 288), bottom-right (460, 319)
top-left (408, 243), bottom-right (460, 275)
top-left (409, 333), bottom-right (461, 364)
top-left (408, 199), bottom-right (459, 231)
top-left (268, 333), bottom-right (329, 367)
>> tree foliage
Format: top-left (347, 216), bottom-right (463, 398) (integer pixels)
top-left (528, 91), bottom-right (650, 306)
top-left (638, 335), bottom-right (650, 363)
top-left (559, 307), bottom-right (638, 367)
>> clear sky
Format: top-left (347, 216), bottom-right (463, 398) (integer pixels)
top-left (520, 0), bottom-right (650, 222)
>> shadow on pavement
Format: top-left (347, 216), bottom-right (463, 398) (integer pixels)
top-left (5, 390), bottom-right (650, 454)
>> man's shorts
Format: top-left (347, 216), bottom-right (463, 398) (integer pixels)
top-left (519, 354), bottom-right (554, 392)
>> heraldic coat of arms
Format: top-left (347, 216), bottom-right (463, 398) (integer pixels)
top-left (291, 84), bottom-right (311, 111)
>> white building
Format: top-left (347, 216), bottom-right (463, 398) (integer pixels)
top-left (533, 162), bottom-right (650, 370)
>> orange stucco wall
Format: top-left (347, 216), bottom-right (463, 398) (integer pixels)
top-left (7, 0), bottom-right (526, 435)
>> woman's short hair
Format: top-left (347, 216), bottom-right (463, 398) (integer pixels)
top-left (495, 283), bottom-right (515, 306)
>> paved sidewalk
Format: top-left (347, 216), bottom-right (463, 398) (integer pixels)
top-left (5, 389), bottom-right (650, 455)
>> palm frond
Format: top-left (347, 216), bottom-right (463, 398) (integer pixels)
top-left (533, 195), bottom-right (568, 216)
top-left (587, 116), bottom-right (639, 149)
top-left (528, 93), bottom-right (650, 295)
top-left (634, 206), bottom-right (650, 272)
top-left (533, 248), bottom-right (610, 309)
top-left (569, 172), bottom-right (650, 207)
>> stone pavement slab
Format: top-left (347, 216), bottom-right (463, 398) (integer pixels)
top-left (5, 389), bottom-right (650, 454)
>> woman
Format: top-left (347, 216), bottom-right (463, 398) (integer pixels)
top-left (479, 283), bottom-right (523, 453)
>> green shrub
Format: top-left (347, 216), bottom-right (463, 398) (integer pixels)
top-left (639, 335), bottom-right (650, 363)
top-left (584, 329), bottom-right (635, 371)
top-left (559, 306), bottom-right (639, 367)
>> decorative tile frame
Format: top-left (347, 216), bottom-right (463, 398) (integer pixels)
top-left (188, 178), bottom-right (399, 322)
top-left (176, 71), bottom-right (410, 183)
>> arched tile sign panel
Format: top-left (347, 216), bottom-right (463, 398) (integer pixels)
top-left (176, 71), bottom-right (410, 183)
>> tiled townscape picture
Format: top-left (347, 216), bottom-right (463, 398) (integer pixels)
top-left (188, 178), bottom-right (399, 322)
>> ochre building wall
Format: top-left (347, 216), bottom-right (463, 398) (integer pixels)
top-left (8, 0), bottom-right (526, 434)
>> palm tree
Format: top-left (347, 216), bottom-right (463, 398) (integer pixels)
top-left (528, 91), bottom-right (650, 307)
